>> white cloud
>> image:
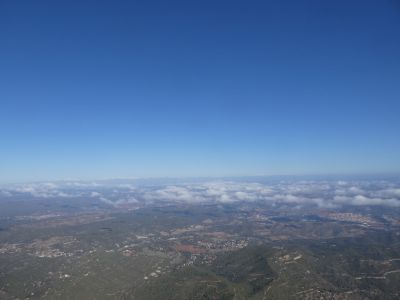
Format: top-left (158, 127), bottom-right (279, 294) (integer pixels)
top-left (5, 179), bottom-right (400, 208)
top-left (0, 190), bottom-right (12, 197)
top-left (134, 180), bottom-right (400, 208)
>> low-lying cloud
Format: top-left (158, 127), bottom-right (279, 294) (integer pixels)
top-left (1, 178), bottom-right (400, 208)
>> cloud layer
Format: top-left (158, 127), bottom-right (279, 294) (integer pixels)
top-left (1, 179), bottom-right (400, 208)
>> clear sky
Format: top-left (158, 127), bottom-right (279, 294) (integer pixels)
top-left (1, 0), bottom-right (400, 182)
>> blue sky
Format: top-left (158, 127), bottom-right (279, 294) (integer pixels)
top-left (1, 0), bottom-right (400, 182)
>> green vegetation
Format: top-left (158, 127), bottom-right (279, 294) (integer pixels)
top-left (0, 200), bottom-right (400, 299)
